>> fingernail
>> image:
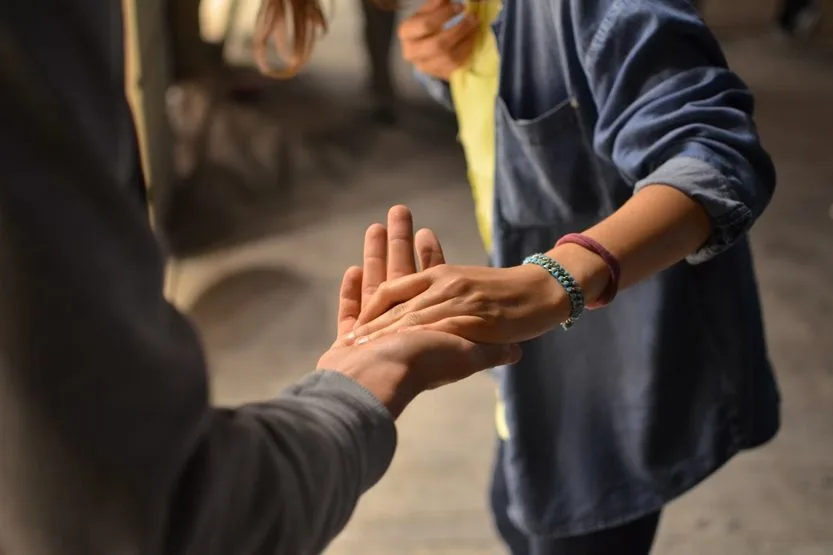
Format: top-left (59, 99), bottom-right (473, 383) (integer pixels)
top-left (443, 12), bottom-right (466, 29)
top-left (356, 336), bottom-right (370, 345)
top-left (344, 331), bottom-right (356, 344)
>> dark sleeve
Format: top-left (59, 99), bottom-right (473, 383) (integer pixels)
top-left (566, 0), bottom-right (776, 263)
top-left (0, 2), bottom-right (395, 555)
top-left (171, 372), bottom-right (396, 555)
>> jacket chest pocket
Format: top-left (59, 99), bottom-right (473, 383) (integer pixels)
top-left (494, 94), bottom-right (603, 229)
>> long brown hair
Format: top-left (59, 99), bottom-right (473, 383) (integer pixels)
top-left (253, 0), bottom-right (328, 77)
top-left (254, 0), bottom-right (398, 77)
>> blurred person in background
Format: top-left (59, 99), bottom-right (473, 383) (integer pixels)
top-left (359, 0), bottom-right (399, 123)
top-left (293, 0), bottom-right (777, 553)
top-left (776, 0), bottom-right (821, 40)
top-left (166, 0), bottom-right (399, 124)
top-left (0, 3), bottom-right (521, 554)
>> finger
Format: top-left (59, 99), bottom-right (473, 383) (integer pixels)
top-left (386, 205), bottom-right (417, 279)
top-left (433, 329), bottom-right (523, 371)
top-left (362, 223), bottom-right (387, 309)
top-left (354, 295), bottom-right (458, 345)
top-left (416, 333), bottom-right (522, 390)
top-left (414, 314), bottom-right (494, 344)
top-left (355, 272), bottom-right (434, 327)
top-left (414, 228), bottom-right (446, 270)
top-left (346, 275), bottom-right (433, 344)
top-left (337, 266), bottom-right (363, 337)
top-left (399, 1), bottom-right (465, 41)
top-left (404, 15), bottom-right (478, 63)
top-left (465, 341), bottom-right (523, 372)
top-left (407, 27), bottom-right (478, 79)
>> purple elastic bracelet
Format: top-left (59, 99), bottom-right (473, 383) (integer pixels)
top-left (555, 233), bottom-right (621, 308)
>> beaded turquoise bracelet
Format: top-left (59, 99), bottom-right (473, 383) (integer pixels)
top-left (522, 253), bottom-right (585, 330)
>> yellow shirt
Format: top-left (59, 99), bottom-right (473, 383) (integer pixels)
top-left (449, 0), bottom-right (502, 254)
top-left (448, 0), bottom-right (509, 441)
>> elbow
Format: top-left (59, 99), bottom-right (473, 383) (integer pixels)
top-left (747, 142), bottom-right (777, 219)
top-left (633, 138), bottom-right (776, 265)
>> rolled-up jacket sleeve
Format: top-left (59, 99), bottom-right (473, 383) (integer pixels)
top-left (575, 0), bottom-right (776, 263)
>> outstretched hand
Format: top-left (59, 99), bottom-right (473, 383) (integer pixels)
top-left (344, 256), bottom-right (575, 347)
top-left (319, 206), bottom-right (521, 417)
top-left (333, 205), bottom-right (446, 341)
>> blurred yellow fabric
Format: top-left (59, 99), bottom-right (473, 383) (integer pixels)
top-left (448, 0), bottom-right (501, 254)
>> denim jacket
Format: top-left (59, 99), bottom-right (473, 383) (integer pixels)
top-left (418, 0), bottom-right (780, 539)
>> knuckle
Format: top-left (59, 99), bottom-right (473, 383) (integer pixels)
top-left (403, 312), bottom-right (422, 328)
top-left (430, 34), bottom-right (450, 52)
top-left (451, 293), bottom-right (500, 335)
top-left (435, 32), bottom-right (452, 50)
top-left (390, 302), bottom-right (410, 319)
top-left (398, 16), bottom-right (420, 35)
top-left (479, 299), bottom-right (502, 326)
top-left (429, 264), bottom-right (449, 278)
top-left (374, 281), bottom-right (389, 296)
top-left (444, 275), bottom-right (471, 295)
top-left (467, 289), bottom-right (489, 309)
top-left (388, 235), bottom-right (412, 250)
top-left (413, 19), bottom-right (431, 37)
top-left (396, 24), bottom-right (409, 40)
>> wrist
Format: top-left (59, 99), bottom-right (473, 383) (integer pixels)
top-left (511, 263), bottom-right (573, 327)
top-left (545, 243), bottom-right (611, 307)
top-left (331, 359), bottom-right (416, 419)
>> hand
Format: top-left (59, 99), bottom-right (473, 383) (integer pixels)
top-left (332, 204), bottom-right (447, 343)
top-left (346, 263), bottom-right (573, 346)
top-left (321, 206), bottom-right (520, 417)
top-left (398, 0), bottom-right (479, 80)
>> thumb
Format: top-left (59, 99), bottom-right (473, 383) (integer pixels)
top-left (466, 342), bottom-right (522, 371)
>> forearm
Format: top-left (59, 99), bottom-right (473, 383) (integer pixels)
top-left (168, 372), bottom-right (396, 555)
top-left (547, 184), bottom-right (713, 304)
top-left (547, 0), bottom-right (775, 306)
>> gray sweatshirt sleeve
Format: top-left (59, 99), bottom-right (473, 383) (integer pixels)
top-left (169, 372), bottom-right (397, 555)
top-left (0, 2), bottom-right (395, 554)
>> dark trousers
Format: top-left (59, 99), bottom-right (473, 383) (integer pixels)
top-left (358, 0), bottom-right (396, 104)
top-left (489, 442), bottom-right (661, 555)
